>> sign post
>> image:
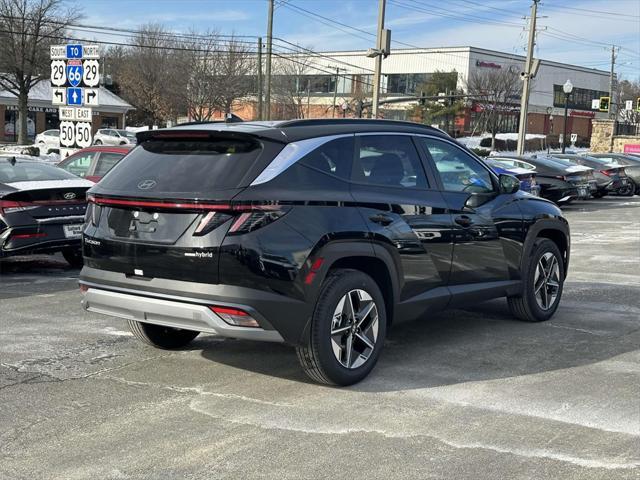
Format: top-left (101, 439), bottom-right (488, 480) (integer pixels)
top-left (50, 44), bottom-right (100, 158)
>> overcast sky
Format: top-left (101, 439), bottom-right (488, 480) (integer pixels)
top-left (75, 0), bottom-right (639, 80)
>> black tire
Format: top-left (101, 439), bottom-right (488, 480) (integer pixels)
top-left (296, 269), bottom-right (387, 386)
top-left (618, 180), bottom-right (635, 197)
top-left (592, 191), bottom-right (606, 199)
top-left (508, 238), bottom-right (565, 322)
top-left (62, 248), bottom-right (83, 268)
top-left (127, 320), bottom-right (199, 349)
top-left (94, 139), bottom-right (102, 145)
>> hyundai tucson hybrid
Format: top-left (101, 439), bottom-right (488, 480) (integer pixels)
top-left (80, 120), bottom-right (570, 385)
top-left (0, 156), bottom-right (92, 266)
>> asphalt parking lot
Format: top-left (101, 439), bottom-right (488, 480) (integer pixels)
top-left (1, 196), bottom-right (639, 480)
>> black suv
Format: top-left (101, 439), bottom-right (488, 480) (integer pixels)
top-left (80, 120), bottom-right (570, 385)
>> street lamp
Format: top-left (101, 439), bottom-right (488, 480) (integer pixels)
top-left (562, 79), bottom-right (573, 153)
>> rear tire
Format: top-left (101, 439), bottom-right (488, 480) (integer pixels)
top-left (62, 248), bottom-right (83, 268)
top-left (296, 269), bottom-right (387, 386)
top-left (127, 320), bottom-right (199, 349)
top-left (618, 180), bottom-right (635, 197)
top-left (94, 139), bottom-right (102, 145)
top-left (508, 238), bottom-right (564, 322)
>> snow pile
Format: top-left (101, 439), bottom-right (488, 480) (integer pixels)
top-left (0, 144), bottom-right (60, 164)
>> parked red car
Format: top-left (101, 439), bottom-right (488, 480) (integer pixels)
top-left (57, 145), bottom-right (134, 182)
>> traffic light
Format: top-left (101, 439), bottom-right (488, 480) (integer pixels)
top-left (599, 96), bottom-right (610, 112)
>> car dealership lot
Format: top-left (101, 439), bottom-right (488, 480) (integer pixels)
top-left (1, 197), bottom-right (638, 480)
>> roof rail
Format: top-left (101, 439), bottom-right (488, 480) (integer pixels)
top-left (276, 118), bottom-right (439, 130)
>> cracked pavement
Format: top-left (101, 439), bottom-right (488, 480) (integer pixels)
top-left (0, 197), bottom-right (639, 479)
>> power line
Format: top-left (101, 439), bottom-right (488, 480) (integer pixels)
top-left (542, 4), bottom-right (639, 19)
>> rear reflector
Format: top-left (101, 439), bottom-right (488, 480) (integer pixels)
top-left (11, 232), bottom-right (47, 240)
top-left (0, 200), bottom-right (38, 215)
top-left (210, 306), bottom-right (259, 328)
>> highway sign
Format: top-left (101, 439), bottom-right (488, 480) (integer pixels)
top-left (84, 89), bottom-right (99, 106)
top-left (52, 88), bottom-right (66, 106)
top-left (51, 60), bottom-right (67, 86)
top-left (75, 122), bottom-right (92, 148)
top-left (50, 45), bottom-right (66, 59)
top-left (82, 60), bottom-right (100, 87)
top-left (571, 133), bottom-right (578, 143)
top-left (66, 44), bottom-right (83, 59)
top-left (67, 87), bottom-right (83, 106)
top-left (59, 121), bottom-right (76, 147)
top-left (591, 99), bottom-right (600, 110)
top-left (59, 107), bottom-right (92, 122)
top-left (625, 100), bottom-right (634, 111)
top-left (66, 61), bottom-right (83, 87)
top-left (83, 45), bottom-right (100, 59)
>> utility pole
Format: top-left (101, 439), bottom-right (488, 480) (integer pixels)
top-left (329, 65), bottom-right (345, 118)
top-left (264, 0), bottom-right (274, 120)
top-left (516, 0), bottom-right (539, 155)
top-left (257, 37), bottom-right (263, 120)
top-left (609, 45), bottom-right (618, 120)
top-left (371, 0), bottom-right (386, 118)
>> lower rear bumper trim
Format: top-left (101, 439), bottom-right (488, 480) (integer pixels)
top-left (82, 287), bottom-right (284, 343)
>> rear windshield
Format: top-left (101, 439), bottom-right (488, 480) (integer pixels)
top-left (98, 138), bottom-right (266, 195)
top-left (0, 160), bottom-right (79, 183)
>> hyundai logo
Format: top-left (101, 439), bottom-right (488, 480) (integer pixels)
top-left (137, 179), bottom-right (157, 190)
top-left (63, 192), bottom-right (76, 200)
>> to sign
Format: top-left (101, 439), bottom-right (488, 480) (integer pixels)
top-left (75, 122), bottom-right (92, 148)
top-left (82, 60), bottom-right (100, 87)
top-left (66, 44), bottom-right (83, 59)
top-left (51, 60), bottom-right (67, 86)
top-left (59, 121), bottom-right (76, 147)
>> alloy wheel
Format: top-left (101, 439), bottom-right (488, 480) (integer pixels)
top-left (534, 252), bottom-right (560, 310)
top-left (330, 289), bottom-right (379, 369)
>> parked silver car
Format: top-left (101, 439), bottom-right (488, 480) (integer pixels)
top-left (34, 129), bottom-right (60, 149)
top-left (93, 129), bottom-right (137, 146)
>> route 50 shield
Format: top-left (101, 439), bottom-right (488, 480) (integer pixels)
top-left (59, 121), bottom-right (75, 147)
top-left (75, 122), bottom-right (92, 148)
top-left (66, 64), bottom-right (83, 87)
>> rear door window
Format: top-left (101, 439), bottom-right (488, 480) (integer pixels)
top-left (94, 152), bottom-right (125, 176)
top-left (354, 135), bottom-right (428, 188)
top-left (59, 152), bottom-right (97, 177)
top-left (97, 137), bottom-right (268, 196)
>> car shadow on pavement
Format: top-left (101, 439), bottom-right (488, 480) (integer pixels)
top-left (0, 254), bottom-right (80, 299)
top-left (199, 281), bottom-right (639, 390)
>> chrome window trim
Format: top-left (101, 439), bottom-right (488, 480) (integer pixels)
top-left (250, 134), bottom-right (353, 186)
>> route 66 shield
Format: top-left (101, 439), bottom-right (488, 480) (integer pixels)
top-left (66, 64), bottom-right (83, 87)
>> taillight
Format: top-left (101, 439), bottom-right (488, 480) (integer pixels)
top-left (210, 306), bottom-right (259, 327)
top-left (0, 199), bottom-right (38, 215)
top-left (85, 202), bottom-right (102, 227)
top-left (11, 232), bottom-right (46, 240)
top-left (600, 170), bottom-right (612, 177)
top-left (193, 211), bottom-right (232, 236)
top-left (227, 207), bottom-right (288, 235)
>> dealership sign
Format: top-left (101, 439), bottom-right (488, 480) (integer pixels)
top-left (476, 60), bottom-right (502, 69)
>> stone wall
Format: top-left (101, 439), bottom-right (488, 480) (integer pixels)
top-left (590, 119), bottom-right (640, 153)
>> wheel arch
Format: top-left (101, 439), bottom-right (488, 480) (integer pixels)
top-left (524, 219), bottom-right (570, 278)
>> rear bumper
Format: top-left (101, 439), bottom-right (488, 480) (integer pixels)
top-left (79, 266), bottom-right (312, 344)
top-left (81, 286), bottom-right (284, 342)
top-left (0, 223), bottom-right (82, 257)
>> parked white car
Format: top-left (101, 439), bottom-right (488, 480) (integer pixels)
top-left (34, 129), bottom-right (60, 149)
top-left (93, 129), bottom-right (137, 146)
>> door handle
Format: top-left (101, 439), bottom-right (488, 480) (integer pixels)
top-left (369, 214), bottom-right (393, 226)
top-left (454, 215), bottom-right (472, 228)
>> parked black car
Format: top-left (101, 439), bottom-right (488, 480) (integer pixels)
top-left (584, 153), bottom-right (640, 195)
top-left (80, 120), bottom-right (570, 385)
top-left (491, 155), bottom-right (592, 203)
top-left (551, 153), bottom-right (631, 197)
top-left (0, 156), bottom-right (92, 266)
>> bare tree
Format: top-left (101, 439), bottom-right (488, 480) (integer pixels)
top-left (617, 79), bottom-right (640, 124)
top-left (0, 0), bottom-right (79, 144)
top-left (182, 30), bottom-right (221, 122)
top-left (466, 67), bottom-right (521, 149)
top-left (116, 24), bottom-right (187, 126)
top-left (213, 36), bottom-right (254, 116)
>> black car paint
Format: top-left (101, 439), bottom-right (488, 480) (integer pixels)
top-left (80, 120), bottom-right (570, 345)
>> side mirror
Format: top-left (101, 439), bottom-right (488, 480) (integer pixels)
top-left (499, 174), bottom-right (520, 194)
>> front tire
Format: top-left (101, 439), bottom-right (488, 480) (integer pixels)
top-left (94, 139), bottom-right (102, 145)
top-left (296, 269), bottom-right (387, 386)
top-left (127, 320), bottom-right (199, 349)
top-left (508, 238), bottom-right (565, 322)
top-left (62, 248), bottom-right (83, 268)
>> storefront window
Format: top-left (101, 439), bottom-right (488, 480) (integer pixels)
top-left (4, 109), bottom-right (36, 143)
top-left (101, 116), bottom-right (119, 128)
